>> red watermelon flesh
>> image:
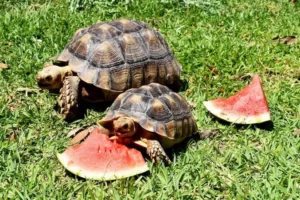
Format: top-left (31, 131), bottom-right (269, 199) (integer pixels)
top-left (57, 127), bottom-right (149, 180)
top-left (203, 74), bottom-right (271, 124)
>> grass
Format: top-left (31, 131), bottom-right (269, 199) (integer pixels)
top-left (1, 0), bottom-right (300, 199)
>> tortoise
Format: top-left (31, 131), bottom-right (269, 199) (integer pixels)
top-left (97, 83), bottom-right (198, 164)
top-left (36, 19), bottom-right (182, 120)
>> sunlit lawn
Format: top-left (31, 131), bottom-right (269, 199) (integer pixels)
top-left (1, 0), bottom-right (300, 199)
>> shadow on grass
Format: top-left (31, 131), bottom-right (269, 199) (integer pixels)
top-left (178, 78), bottom-right (189, 93)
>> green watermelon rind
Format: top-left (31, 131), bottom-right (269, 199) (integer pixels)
top-left (57, 152), bottom-right (149, 181)
top-left (203, 100), bottom-right (271, 124)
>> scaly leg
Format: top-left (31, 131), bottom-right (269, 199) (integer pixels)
top-left (147, 140), bottom-right (171, 165)
top-left (58, 76), bottom-right (81, 120)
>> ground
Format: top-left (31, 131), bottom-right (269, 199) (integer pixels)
top-left (0, 0), bottom-right (300, 199)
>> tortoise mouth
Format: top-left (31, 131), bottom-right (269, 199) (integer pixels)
top-left (115, 132), bottom-right (122, 136)
top-left (37, 82), bottom-right (51, 88)
top-left (115, 132), bottom-right (128, 138)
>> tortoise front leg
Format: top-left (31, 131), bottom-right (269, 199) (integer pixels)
top-left (58, 76), bottom-right (81, 121)
top-left (147, 140), bottom-right (172, 165)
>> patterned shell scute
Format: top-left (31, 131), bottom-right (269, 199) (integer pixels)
top-left (104, 83), bottom-right (198, 140)
top-left (89, 23), bottom-right (121, 40)
top-left (55, 19), bottom-right (182, 92)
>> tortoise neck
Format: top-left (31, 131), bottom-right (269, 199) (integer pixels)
top-left (58, 65), bottom-right (73, 80)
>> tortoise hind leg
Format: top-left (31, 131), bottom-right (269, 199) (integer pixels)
top-left (59, 76), bottom-right (82, 121)
top-left (146, 140), bottom-right (172, 165)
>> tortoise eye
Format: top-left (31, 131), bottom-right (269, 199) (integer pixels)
top-left (45, 75), bottom-right (52, 82)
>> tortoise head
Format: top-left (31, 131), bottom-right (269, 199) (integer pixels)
top-left (36, 64), bottom-right (72, 89)
top-left (113, 117), bottom-right (137, 138)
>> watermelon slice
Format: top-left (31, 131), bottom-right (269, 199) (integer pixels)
top-left (203, 74), bottom-right (271, 124)
top-left (57, 127), bottom-right (149, 181)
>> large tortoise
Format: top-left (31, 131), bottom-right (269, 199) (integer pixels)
top-left (98, 83), bottom-right (198, 164)
top-left (36, 19), bottom-right (182, 120)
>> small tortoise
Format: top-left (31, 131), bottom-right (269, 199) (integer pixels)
top-left (98, 83), bottom-right (198, 164)
top-left (36, 19), bottom-right (182, 120)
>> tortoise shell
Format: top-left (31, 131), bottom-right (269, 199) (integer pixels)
top-left (101, 83), bottom-right (198, 141)
top-left (55, 19), bottom-right (182, 92)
